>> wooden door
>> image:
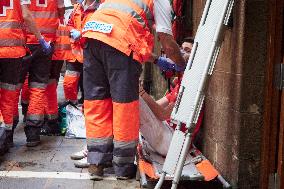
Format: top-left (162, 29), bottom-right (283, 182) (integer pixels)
top-left (261, 0), bottom-right (284, 188)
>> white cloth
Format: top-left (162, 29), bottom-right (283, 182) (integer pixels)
top-left (154, 0), bottom-right (173, 36)
top-left (139, 97), bottom-right (174, 156)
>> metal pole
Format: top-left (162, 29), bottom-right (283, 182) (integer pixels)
top-left (171, 133), bottom-right (192, 189)
top-left (154, 173), bottom-right (166, 189)
top-left (217, 175), bottom-right (232, 188)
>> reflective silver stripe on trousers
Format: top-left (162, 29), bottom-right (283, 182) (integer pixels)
top-left (16, 83), bottom-right (23, 90)
top-left (87, 137), bottom-right (113, 146)
top-left (31, 11), bottom-right (58, 19)
top-left (29, 82), bottom-right (47, 89)
top-left (99, 3), bottom-right (149, 29)
top-left (1, 124), bottom-right (13, 130)
top-left (56, 30), bottom-right (70, 36)
top-left (113, 140), bottom-right (138, 150)
top-left (55, 44), bottom-right (72, 50)
top-left (26, 114), bottom-right (45, 121)
top-left (46, 114), bottom-right (58, 120)
top-left (113, 155), bottom-right (135, 164)
top-left (65, 70), bottom-right (80, 77)
top-left (0, 82), bottom-right (17, 91)
top-left (0, 21), bottom-right (23, 29)
top-left (0, 39), bottom-right (25, 47)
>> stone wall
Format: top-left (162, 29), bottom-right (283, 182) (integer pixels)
top-left (191, 0), bottom-right (268, 188)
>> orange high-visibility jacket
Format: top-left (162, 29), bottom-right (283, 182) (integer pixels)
top-left (26, 0), bottom-right (59, 44)
top-left (82, 0), bottom-right (154, 63)
top-left (52, 24), bottom-right (74, 60)
top-left (0, 0), bottom-right (26, 58)
top-left (67, 3), bottom-right (84, 63)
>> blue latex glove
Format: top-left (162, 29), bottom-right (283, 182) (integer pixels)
top-left (70, 29), bottom-right (81, 41)
top-left (39, 38), bottom-right (52, 55)
top-left (173, 64), bottom-right (186, 72)
top-left (156, 57), bottom-right (185, 72)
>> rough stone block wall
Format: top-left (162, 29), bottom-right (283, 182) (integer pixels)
top-left (192, 0), bottom-right (268, 188)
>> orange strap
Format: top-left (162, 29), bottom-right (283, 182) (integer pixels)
top-left (196, 160), bottom-right (219, 181)
top-left (138, 159), bottom-right (158, 179)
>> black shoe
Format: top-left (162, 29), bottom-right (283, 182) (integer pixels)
top-left (88, 164), bottom-right (104, 181)
top-left (41, 120), bottom-right (61, 136)
top-left (5, 130), bottom-right (14, 148)
top-left (115, 164), bottom-right (137, 180)
top-left (40, 122), bottom-right (52, 136)
top-left (24, 126), bottom-right (40, 147)
top-left (7, 120), bottom-right (18, 148)
top-left (26, 140), bottom-right (40, 147)
top-left (0, 128), bottom-right (8, 155)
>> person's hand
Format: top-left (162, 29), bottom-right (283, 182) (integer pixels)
top-left (70, 29), bottom-right (81, 41)
top-left (39, 37), bottom-right (52, 55)
top-left (139, 82), bottom-right (146, 97)
top-left (156, 57), bottom-right (175, 71)
top-left (174, 64), bottom-right (186, 72)
top-left (156, 57), bottom-right (185, 72)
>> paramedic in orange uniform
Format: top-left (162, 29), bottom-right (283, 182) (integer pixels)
top-left (82, 0), bottom-right (185, 180)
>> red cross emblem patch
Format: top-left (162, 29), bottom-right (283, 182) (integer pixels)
top-left (0, 0), bottom-right (13, 16)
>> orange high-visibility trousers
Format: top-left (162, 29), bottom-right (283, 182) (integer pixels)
top-left (0, 110), bottom-right (3, 123)
top-left (18, 76), bottom-right (30, 120)
top-left (0, 58), bottom-right (23, 130)
top-left (22, 44), bottom-right (52, 135)
top-left (12, 84), bottom-right (23, 128)
top-left (63, 61), bottom-right (82, 103)
top-left (45, 60), bottom-right (63, 122)
top-left (45, 80), bottom-right (58, 120)
top-left (84, 39), bottom-right (141, 177)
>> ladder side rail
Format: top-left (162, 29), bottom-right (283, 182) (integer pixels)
top-left (168, 1), bottom-right (235, 189)
top-left (185, 0), bottom-right (231, 126)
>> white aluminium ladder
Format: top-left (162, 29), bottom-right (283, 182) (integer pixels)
top-left (154, 0), bottom-right (235, 188)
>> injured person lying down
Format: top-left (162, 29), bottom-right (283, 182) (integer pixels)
top-left (139, 38), bottom-right (203, 157)
top-left (139, 77), bottom-right (204, 157)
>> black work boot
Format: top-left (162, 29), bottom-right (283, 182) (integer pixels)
top-left (41, 119), bottom-right (61, 136)
top-left (88, 164), bottom-right (104, 181)
top-left (24, 126), bottom-right (41, 147)
top-left (115, 164), bottom-right (137, 180)
top-left (6, 120), bottom-right (18, 148)
top-left (0, 127), bottom-right (8, 155)
top-left (13, 117), bottom-right (19, 130)
top-left (5, 130), bottom-right (14, 148)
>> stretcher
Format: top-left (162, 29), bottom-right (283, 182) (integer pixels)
top-left (137, 137), bottom-right (230, 188)
top-left (137, 0), bottom-right (234, 188)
